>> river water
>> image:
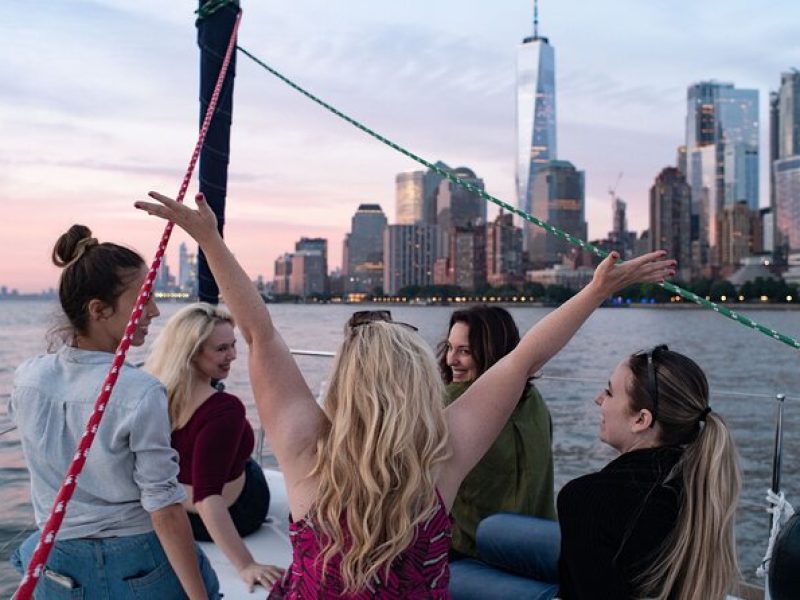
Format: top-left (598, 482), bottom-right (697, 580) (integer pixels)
top-left (1, 299), bottom-right (798, 595)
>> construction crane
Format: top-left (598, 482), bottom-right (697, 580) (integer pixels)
top-left (608, 171), bottom-right (623, 203)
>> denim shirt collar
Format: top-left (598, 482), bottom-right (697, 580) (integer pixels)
top-left (58, 344), bottom-right (136, 368)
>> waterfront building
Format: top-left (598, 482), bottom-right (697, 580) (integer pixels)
top-left (525, 264), bottom-right (594, 291)
top-left (421, 162), bottom-right (449, 224)
top-left (272, 253), bottom-right (293, 295)
top-left (347, 262), bottom-right (384, 298)
top-left (451, 226), bottom-right (487, 292)
top-left (777, 70), bottom-right (800, 158)
top-left (435, 167), bottom-right (486, 230)
top-left (760, 207), bottom-right (774, 255)
top-left (773, 70), bottom-right (800, 255)
top-left (290, 250), bottom-right (326, 298)
top-left (395, 171), bottom-right (425, 224)
top-left (718, 201), bottom-right (762, 271)
top-left (154, 257), bottom-right (175, 292)
top-left (650, 167), bottom-right (692, 281)
top-left (784, 252), bottom-right (800, 285)
top-left (486, 211), bottom-right (524, 286)
top-left (295, 237), bottom-right (328, 294)
top-left (774, 156), bottom-right (800, 251)
top-left (383, 224), bottom-right (440, 295)
top-left (727, 255), bottom-right (780, 287)
top-left (685, 81), bottom-right (759, 267)
top-left (608, 197), bottom-right (636, 259)
top-left (516, 0), bottom-right (556, 252)
top-left (178, 242), bottom-right (197, 293)
top-left (634, 231), bottom-right (651, 259)
top-left (528, 160), bottom-right (586, 268)
top-left (344, 203), bottom-right (387, 293)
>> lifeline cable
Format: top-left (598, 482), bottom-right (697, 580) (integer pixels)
top-left (12, 10), bottom-right (243, 600)
top-left (236, 45), bottom-right (800, 351)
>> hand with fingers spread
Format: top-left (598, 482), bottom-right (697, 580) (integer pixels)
top-left (588, 250), bottom-right (676, 299)
top-left (135, 191), bottom-right (219, 244)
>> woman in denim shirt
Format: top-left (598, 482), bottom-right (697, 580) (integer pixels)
top-left (9, 224), bottom-right (219, 599)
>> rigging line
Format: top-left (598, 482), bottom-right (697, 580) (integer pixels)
top-left (235, 45), bottom-right (800, 352)
top-left (13, 12), bottom-right (243, 600)
top-left (0, 524), bottom-right (38, 555)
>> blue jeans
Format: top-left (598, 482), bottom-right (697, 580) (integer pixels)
top-left (11, 530), bottom-right (220, 599)
top-left (449, 514), bottom-right (560, 600)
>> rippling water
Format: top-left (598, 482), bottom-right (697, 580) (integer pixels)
top-left (1, 299), bottom-right (798, 595)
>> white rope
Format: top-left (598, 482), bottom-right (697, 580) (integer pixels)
top-left (757, 489), bottom-right (795, 580)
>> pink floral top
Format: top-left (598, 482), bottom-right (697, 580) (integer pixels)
top-left (269, 492), bottom-right (452, 599)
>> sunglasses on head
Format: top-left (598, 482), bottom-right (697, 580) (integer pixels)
top-left (633, 344), bottom-right (668, 427)
top-left (346, 310), bottom-right (418, 332)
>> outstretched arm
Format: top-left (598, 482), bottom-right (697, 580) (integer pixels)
top-left (438, 251), bottom-right (675, 506)
top-left (135, 193), bottom-right (328, 495)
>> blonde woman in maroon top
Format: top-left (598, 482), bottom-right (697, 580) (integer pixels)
top-left (146, 303), bottom-right (283, 591)
top-left (136, 191), bottom-right (674, 598)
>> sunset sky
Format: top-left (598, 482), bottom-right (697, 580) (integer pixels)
top-left (1, 0), bottom-right (798, 292)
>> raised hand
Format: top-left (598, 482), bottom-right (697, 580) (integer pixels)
top-left (590, 250), bottom-right (676, 298)
top-left (134, 192), bottom-right (218, 244)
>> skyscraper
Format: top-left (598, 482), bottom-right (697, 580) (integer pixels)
top-left (528, 160), bottom-right (586, 268)
top-left (777, 69), bottom-right (800, 158)
top-left (395, 171), bottom-right (425, 224)
top-left (487, 211), bottom-right (524, 286)
top-left (346, 204), bottom-right (387, 271)
top-left (450, 226), bottom-right (487, 292)
top-left (516, 0), bottom-right (556, 253)
top-left (178, 242), bottom-right (197, 293)
top-left (435, 167), bottom-right (487, 229)
top-left (383, 224), bottom-right (440, 295)
top-left (650, 167), bottom-right (692, 281)
top-left (345, 203), bottom-right (387, 293)
top-left (773, 70), bottom-right (800, 253)
top-left (685, 81), bottom-right (759, 267)
top-left (295, 237), bottom-right (329, 294)
top-left (272, 253), bottom-right (293, 295)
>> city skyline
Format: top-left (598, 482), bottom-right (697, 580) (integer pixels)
top-left (1, 1), bottom-right (798, 292)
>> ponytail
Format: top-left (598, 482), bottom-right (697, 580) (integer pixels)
top-left (638, 412), bottom-right (741, 600)
top-left (628, 349), bottom-right (741, 600)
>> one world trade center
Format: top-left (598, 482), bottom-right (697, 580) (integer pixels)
top-left (516, 0), bottom-right (557, 257)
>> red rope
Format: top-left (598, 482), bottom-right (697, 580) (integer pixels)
top-left (13, 9), bottom-right (242, 600)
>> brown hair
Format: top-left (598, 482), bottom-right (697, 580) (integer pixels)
top-left (437, 305), bottom-right (522, 383)
top-left (51, 224), bottom-right (144, 343)
top-left (627, 349), bottom-right (741, 600)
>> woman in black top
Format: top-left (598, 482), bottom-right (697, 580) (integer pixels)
top-left (462, 347), bottom-right (741, 600)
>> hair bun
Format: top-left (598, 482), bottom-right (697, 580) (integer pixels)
top-left (52, 224), bottom-right (97, 268)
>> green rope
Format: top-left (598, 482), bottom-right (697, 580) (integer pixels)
top-left (195, 0), bottom-right (238, 23)
top-left (236, 45), bottom-right (800, 351)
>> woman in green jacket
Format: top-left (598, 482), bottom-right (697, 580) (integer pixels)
top-left (438, 305), bottom-right (556, 559)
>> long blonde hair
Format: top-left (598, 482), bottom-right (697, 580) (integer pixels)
top-left (144, 302), bottom-right (234, 430)
top-left (628, 350), bottom-right (741, 600)
top-left (310, 321), bottom-right (451, 593)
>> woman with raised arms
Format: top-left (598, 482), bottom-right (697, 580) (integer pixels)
top-left (135, 191), bottom-right (673, 599)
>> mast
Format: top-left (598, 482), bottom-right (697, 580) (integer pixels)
top-left (196, 0), bottom-right (239, 304)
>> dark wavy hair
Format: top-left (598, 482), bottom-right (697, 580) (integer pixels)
top-left (437, 305), bottom-right (523, 384)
